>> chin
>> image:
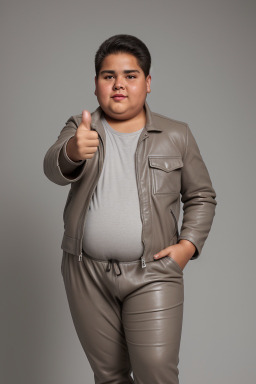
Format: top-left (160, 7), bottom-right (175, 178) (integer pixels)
top-left (109, 112), bottom-right (130, 121)
top-left (102, 107), bottom-right (129, 120)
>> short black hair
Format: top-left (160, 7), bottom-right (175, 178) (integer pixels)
top-left (95, 34), bottom-right (151, 78)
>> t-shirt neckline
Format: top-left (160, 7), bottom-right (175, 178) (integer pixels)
top-left (101, 116), bottom-right (145, 137)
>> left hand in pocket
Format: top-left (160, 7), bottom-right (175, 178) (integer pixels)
top-left (153, 239), bottom-right (196, 271)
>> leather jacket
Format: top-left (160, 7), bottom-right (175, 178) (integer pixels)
top-left (43, 101), bottom-right (217, 268)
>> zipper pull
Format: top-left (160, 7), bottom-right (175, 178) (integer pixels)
top-left (141, 257), bottom-right (146, 268)
top-left (78, 253), bottom-right (82, 262)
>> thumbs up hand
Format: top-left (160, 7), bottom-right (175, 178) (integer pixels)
top-left (66, 110), bottom-right (99, 162)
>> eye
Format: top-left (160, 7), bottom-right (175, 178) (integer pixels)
top-left (127, 75), bottom-right (136, 79)
top-left (104, 75), bottom-right (114, 79)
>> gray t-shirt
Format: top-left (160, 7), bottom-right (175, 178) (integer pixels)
top-left (82, 116), bottom-right (144, 261)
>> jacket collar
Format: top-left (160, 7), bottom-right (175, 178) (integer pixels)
top-left (90, 100), bottom-right (162, 132)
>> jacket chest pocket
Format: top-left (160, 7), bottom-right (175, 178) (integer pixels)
top-left (148, 156), bottom-right (183, 195)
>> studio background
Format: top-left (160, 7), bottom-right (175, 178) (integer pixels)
top-left (1, 0), bottom-right (255, 383)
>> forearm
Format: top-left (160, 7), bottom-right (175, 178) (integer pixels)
top-left (43, 117), bottom-right (86, 185)
top-left (179, 124), bottom-right (217, 258)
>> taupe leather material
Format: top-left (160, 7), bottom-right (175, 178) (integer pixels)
top-left (44, 102), bottom-right (217, 266)
top-left (61, 250), bottom-right (184, 383)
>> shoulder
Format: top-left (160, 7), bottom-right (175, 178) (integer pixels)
top-left (64, 106), bottom-right (101, 128)
top-left (150, 111), bottom-right (190, 157)
top-left (151, 111), bottom-right (188, 134)
top-left (64, 113), bottom-right (82, 127)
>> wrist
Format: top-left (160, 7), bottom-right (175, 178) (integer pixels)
top-left (178, 239), bottom-right (196, 260)
top-left (66, 137), bottom-right (82, 162)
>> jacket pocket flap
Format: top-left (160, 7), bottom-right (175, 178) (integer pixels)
top-left (148, 156), bottom-right (183, 172)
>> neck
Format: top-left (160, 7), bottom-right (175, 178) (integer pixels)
top-left (104, 108), bottom-right (146, 133)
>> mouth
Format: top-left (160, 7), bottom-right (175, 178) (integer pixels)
top-left (111, 94), bottom-right (127, 101)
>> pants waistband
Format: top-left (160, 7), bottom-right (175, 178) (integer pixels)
top-left (81, 248), bottom-right (149, 272)
top-left (81, 250), bottom-right (147, 276)
top-left (106, 259), bottom-right (122, 276)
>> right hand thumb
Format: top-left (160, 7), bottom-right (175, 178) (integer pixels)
top-left (81, 110), bottom-right (92, 130)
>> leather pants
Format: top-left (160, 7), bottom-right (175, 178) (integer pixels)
top-left (61, 250), bottom-right (184, 384)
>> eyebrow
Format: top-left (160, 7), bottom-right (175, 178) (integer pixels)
top-left (100, 69), bottom-right (140, 75)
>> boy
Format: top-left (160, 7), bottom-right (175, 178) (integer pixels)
top-left (44, 34), bottom-right (217, 384)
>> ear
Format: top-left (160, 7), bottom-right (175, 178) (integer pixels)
top-left (94, 76), bottom-right (97, 96)
top-left (146, 74), bottom-right (151, 93)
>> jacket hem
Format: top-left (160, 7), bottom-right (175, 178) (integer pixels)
top-left (61, 234), bottom-right (81, 256)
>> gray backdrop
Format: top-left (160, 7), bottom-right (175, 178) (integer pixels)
top-left (1, 0), bottom-right (255, 383)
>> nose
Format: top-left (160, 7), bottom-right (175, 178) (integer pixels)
top-left (113, 76), bottom-right (125, 90)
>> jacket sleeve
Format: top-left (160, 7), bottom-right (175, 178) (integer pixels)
top-left (43, 116), bottom-right (87, 186)
top-left (178, 124), bottom-right (217, 259)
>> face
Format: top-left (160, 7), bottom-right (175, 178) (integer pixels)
top-left (94, 53), bottom-right (151, 121)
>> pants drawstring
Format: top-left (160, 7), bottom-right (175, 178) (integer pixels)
top-left (105, 259), bottom-right (122, 276)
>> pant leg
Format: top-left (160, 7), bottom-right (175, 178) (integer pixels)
top-left (61, 251), bottom-right (184, 384)
top-left (120, 256), bottom-right (184, 384)
top-left (61, 251), bottom-right (134, 384)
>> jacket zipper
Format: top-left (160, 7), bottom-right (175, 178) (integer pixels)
top-left (78, 132), bottom-right (105, 261)
top-left (170, 209), bottom-right (179, 239)
top-left (135, 132), bottom-right (149, 269)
